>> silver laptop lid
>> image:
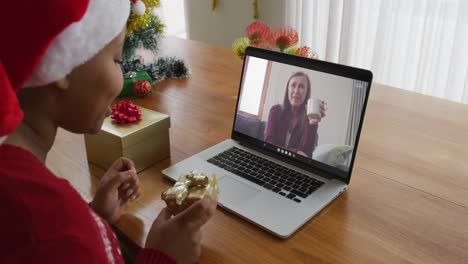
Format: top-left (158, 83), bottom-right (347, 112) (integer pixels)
top-left (231, 47), bottom-right (372, 184)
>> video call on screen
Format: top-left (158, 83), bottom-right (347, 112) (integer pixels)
top-left (234, 56), bottom-right (368, 174)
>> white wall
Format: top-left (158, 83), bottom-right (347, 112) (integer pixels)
top-left (184, 0), bottom-right (284, 47)
top-left (158, 0), bottom-right (187, 38)
top-left (262, 62), bottom-right (354, 145)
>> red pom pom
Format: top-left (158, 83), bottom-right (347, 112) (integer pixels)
top-left (111, 100), bottom-right (142, 124)
top-left (134, 80), bottom-right (151, 97)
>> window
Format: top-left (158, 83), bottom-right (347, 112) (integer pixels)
top-left (158, 0), bottom-right (186, 38)
top-left (238, 57), bottom-right (272, 119)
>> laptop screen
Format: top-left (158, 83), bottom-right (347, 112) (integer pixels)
top-left (232, 50), bottom-right (371, 180)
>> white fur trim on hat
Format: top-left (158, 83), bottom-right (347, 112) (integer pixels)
top-left (24, 0), bottom-right (130, 87)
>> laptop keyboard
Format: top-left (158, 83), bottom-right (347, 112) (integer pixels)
top-left (207, 147), bottom-right (324, 203)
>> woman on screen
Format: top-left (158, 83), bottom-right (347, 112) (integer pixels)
top-left (265, 72), bottom-right (326, 157)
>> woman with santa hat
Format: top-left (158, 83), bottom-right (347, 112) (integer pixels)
top-left (0, 1), bottom-right (217, 263)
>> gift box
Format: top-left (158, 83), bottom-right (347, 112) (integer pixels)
top-left (119, 71), bottom-right (152, 97)
top-left (162, 170), bottom-right (219, 214)
top-left (84, 106), bottom-right (170, 172)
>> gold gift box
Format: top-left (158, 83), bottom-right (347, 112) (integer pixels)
top-left (162, 170), bottom-right (219, 215)
top-left (84, 107), bottom-right (170, 172)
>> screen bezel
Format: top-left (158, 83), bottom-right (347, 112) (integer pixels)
top-left (231, 46), bottom-right (373, 184)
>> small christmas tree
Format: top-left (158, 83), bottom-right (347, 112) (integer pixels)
top-left (122, 0), bottom-right (190, 85)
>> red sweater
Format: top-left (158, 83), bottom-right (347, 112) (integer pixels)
top-left (265, 104), bottom-right (318, 157)
top-left (0, 144), bottom-right (175, 264)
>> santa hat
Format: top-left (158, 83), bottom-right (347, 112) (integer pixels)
top-left (0, 0), bottom-right (130, 143)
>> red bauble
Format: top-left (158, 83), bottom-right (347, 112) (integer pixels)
top-left (110, 100), bottom-right (142, 124)
top-left (134, 80), bottom-right (151, 97)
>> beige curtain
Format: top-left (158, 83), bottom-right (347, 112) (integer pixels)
top-left (285, 0), bottom-right (468, 104)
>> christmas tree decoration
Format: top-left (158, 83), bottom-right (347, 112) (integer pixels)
top-left (111, 100), bottom-right (142, 124)
top-left (233, 21), bottom-right (318, 60)
top-left (122, 0), bottom-right (190, 94)
top-left (123, 57), bottom-right (190, 83)
top-left (164, 57), bottom-right (191, 78)
top-left (127, 0), bottom-right (160, 33)
top-left (134, 80), bottom-right (152, 97)
top-left (123, 18), bottom-right (164, 61)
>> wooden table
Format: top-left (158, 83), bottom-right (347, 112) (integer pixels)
top-left (47, 37), bottom-right (468, 263)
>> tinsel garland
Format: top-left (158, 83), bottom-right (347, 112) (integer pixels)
top-left (127, 0), bottom-right (161, 33)
top-left (123, 17), bottom-right (164, 61)
top-left (141, 0), bottom-right (160, 7)
top-left (122, 57), bottom-right (191, 84)
top-left (122, 0), bottom-right (190, 88)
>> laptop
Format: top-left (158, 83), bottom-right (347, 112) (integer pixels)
top-left (162, 47), bottom-right (372, 238)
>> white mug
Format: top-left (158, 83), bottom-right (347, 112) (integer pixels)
top-left (307, 98), bottom-right (322, 119)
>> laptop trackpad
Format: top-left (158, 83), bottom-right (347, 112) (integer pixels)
top-left (218, 177), bottom-right (260, 205)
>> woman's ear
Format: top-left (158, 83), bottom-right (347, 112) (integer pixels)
top-left (53, 76), bottom-right (71, 90)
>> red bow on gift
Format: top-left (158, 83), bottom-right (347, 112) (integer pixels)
top-left (111, 100), bottom-right (142, 124)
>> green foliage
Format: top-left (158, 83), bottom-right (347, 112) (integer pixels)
top-left (123, 9), bottom-right (189, 85)
top-left (123, 16), bottom-right (165, 61)
top-left (122, 57), bottom-right (190, 83)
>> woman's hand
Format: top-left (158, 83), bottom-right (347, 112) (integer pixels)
top-left (90, 157), bottom-right (140, 224)
top-left (308, 101), bottom-right (327, 125)
top-left (145, 197), bottom-right (217, 264)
